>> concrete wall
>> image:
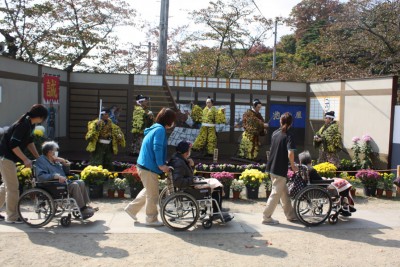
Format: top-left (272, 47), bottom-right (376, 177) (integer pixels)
top-left (0, 57), bottom-right (40, 127)
top-left (343, 78), bottom-right (394, 157)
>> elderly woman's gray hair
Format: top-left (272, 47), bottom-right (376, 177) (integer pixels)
top-left (298, 150), bottom-right (312, 165)
top-left (42, 141), bottom-right (59, 155)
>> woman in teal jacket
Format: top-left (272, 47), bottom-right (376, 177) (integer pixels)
top-left (124, 108), bottom-right (176, 226)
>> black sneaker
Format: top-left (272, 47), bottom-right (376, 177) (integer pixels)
top-left (349, 206), bottom-right (357, 213)
top-left (339, 209), bottom-right (352, 217)
top-left (5, 218), bottom-right (24, 224)
top-left (0, 214), bottom-right (5, 221)
top-left (212, 212), bottom-right (234, 222)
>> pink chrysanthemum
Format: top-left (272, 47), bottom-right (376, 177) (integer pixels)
top-left (362, 134), bottom-right (372, 142)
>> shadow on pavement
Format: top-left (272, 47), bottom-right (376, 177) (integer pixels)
top-left (275, 217), bottom-right (399, 249)
top-left (162, 223), bottom-right (288, 258)
top-left (26, 220), bottom-right (129, 259)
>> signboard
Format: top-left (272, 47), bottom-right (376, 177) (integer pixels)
top-left (43, 75), bottom-right (60, 104)
top-left (269, 104), bottom-right (306, 128)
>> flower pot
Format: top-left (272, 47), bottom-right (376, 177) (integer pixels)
top-left (130, 186), bottom-right (141, 199)
top-left (363, 185), bottom-right (376, 197)
top-left (117, 189), bottom-right (125, 198)
top-left (223, 184), bottom-right (231, 199)
top-left (396, 186), bottom-right (400, 198)
top-left (350, 188), bottom-right (356, 198)
top-left (376, 188), bottom-right (384, 197)
top-left (89, 184), bottom-right (104, 199)
top-left (232, 190), bottom-right (241, 200)
top-left (385, 190), bottom-right (393, 198)
top-left (246, 185), bottom-right (259, 199)
top-left (107, 189), bottom-right (115, 198)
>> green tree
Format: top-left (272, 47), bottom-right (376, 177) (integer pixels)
top-left (186, 0), bottom-right (273, 78)
top-left (319, 0), bottom-right (400, 77)
top-left (0, 0), bottom-right (136, 72)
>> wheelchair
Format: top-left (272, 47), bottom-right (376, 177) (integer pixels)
top-left (159, 168), bottom-right (232, 231)
top-left (17, 165), bottom-right (88, 228)
top-left (292, 165), bottom-right (346, 227)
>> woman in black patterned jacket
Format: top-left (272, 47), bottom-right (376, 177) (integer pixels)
top-left (168, 141), bottom-right (231, 217)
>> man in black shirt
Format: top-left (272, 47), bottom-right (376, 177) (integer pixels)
top-left (262, 112), bottom-right (298, 225)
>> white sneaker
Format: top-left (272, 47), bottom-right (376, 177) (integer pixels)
top-left (262, 218), bottom-right (279, 225)
top-left (5, 218), bottom-right (24, 224)
top-left (145, 220), bottom-right (164, 227)
top-left (124, 207), bottom-right (138, 222)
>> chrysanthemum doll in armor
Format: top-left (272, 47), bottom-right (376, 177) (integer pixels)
top-left (85, 108), bottom-right (126, 170)
top-left (238, 99), bottom-right (268, 160)
top-left (191, 97), bottom-right (226, 156)
top-left (131, 95), bottom-right (154, 156)
top-left (313, 111), bottom-right (342, 167)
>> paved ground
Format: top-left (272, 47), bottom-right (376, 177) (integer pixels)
top-left (0, 192), bottom-right (399, 266)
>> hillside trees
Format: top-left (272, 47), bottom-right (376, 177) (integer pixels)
top-left (0, 0), bottom-right (136, 72)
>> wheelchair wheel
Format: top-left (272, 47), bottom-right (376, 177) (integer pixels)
top-left (161, 192), bottom-right (199, 231)
top-left (61, 215), bottom-right (71, 227)
top-left (202, 219), bottom-right (213, 229)
top-left (18, 188), bottom-right (55, 228)
top-left (328, 214), bottom-right (338, 225)
top-left (294, 186), bottom-right (332, 227)
top-left (158, 187), bottom-right (171, 207)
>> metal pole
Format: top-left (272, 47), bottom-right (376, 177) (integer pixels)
top-left (147, 42), bottom-right (151, 75)
top-left (157, 0), bottom-right (169, 76)
top-left (272, 18), bottom-right (278, 79)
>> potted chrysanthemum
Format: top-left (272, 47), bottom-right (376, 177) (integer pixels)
top-left (382, 172), bottom-right (395, 198)
top-left (80, 165), bottom-right (113, 198)
top-left (231, 179), bottom-right (245, 199)
top-left (16, 162), bottom-right (32, 194)
top-left (313, 162), bottom-right (337, 178)
top-left (355, 169), bottom-right (380, 196)
top-left (113, 177), bottom-right (128, 198)
top-left (211, 171), bottom-right (235, 199)
top-left (239, 169), bottom-right (267, 199)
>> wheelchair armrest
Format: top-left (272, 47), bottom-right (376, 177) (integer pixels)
top-left (192, 181), bottom-right (208, 185)
top-left (310, 180), bottom-right (333, 185)
top-left (36, 180), bottom-right (61, 184)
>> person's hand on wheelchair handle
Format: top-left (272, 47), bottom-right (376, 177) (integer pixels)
top-left (159, 165), bottom-right (170, 173)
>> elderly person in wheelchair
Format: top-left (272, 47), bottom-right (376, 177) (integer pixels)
top-left (35, 141), bottom-right (96, 219)
top-left (168, 141), bottom-right (233, 222)
top-left (298, 151), bottom-right (356, 217)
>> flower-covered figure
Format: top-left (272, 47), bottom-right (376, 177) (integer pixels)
top-left (85, 107), bottom-right (126, 170)
top-left (131, 95), bottom-right (154, 156)
top-left (192, 97), bottom-right (226, 156)
top-left (238, 99), bottom-right (268, 160)
top-left (313, 111), bottom-right (342, 167)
